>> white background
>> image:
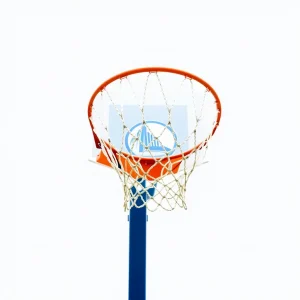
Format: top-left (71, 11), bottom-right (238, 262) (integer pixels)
top-left (12, 11), bottom-right (300, 300)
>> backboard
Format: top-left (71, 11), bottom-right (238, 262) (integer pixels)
top-left (91, 104), bottom-right (189, 163)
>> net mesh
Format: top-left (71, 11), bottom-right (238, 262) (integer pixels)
top-left (90, 71), bottom-right (220, 211)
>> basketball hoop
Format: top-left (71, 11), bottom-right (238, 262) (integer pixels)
top-left (88, 67), bottom-right (221, 211)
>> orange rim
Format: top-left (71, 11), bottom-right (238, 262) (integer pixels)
top-left (88, 67), bottom-right (221, 173)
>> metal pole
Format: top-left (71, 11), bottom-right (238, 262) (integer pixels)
top-left (128, 179), bottom-right (147, 300)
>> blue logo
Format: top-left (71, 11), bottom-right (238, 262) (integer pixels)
top-left (125, 121), bottom-right (177, 157)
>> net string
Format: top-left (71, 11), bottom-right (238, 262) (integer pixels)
top-left (90, 72), bottom-right (216, 211)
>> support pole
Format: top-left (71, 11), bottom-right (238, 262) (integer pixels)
top-left (128, 179), bottom-right (147, 300)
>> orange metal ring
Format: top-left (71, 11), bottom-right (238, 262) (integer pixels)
top-left (88, 67), bottom-right (221, 179)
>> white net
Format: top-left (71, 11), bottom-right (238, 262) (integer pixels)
top-left (90, 70), bottom-right (220, 211)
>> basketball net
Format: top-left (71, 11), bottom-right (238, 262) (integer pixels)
top-left (89, 68), bottom-right (221, 211)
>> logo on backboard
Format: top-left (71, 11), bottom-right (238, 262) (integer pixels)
top-left (125, 121), bottom-right (177, 157)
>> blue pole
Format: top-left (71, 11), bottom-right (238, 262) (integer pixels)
top-left (128, 179), bottom-right (147, 300)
